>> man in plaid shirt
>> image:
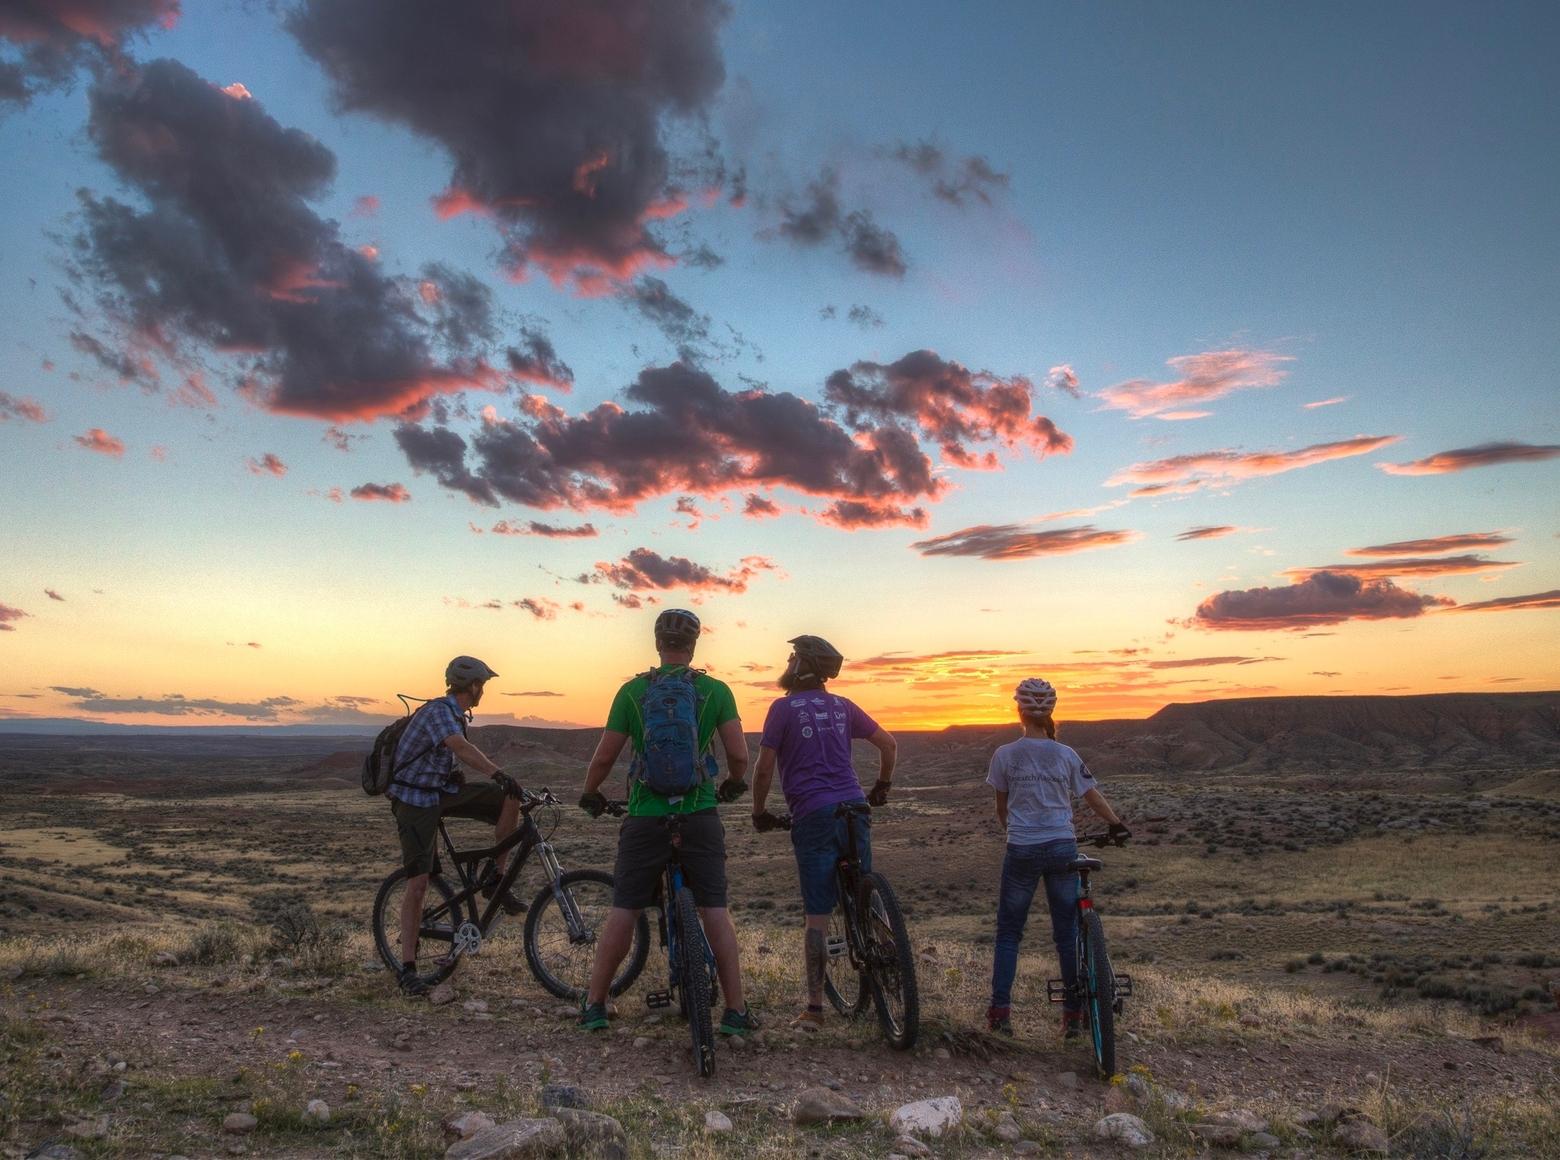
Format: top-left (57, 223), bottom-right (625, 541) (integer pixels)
top-left (390, 655), bottom-right (526, 995)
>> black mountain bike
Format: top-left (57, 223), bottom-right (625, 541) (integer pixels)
top-left (372, 787), bottom-right (649, 999)
top-left (600, 802), bottom-right (721, 1078)
top-left (769, 802), bottom-right (918, 1050)
top-left (1046, 829), bottom-right (1133, 1078)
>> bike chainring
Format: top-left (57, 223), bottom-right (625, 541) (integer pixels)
top-left (453, 922), bottom-right (483, 956)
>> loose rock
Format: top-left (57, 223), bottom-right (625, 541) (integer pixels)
top-left (443, 1111), bottom-right (497, 1140)
top-left (994, 1110), bottom-right (1022, 1143)
top-left (429, 983), bottom-right (457, 1006)
top-left (1333, 1118), bottom-right (1391, 1155)
top-left (222, 1112), bottom-right (258, 1135)
top-left (890, 1136), bottom-right (933, 1158)
top-left (890, 1096), bottom-right (963, 1138)
top-left (704, 1110), bottom-right (733, 1133)
top-left (303, 1099), bottom-right (330, 1125)
top-left (1094, 1112), bottom-right (1155, 1149)
top-left (792, 1087), bottom-right (865, 1125)
top-left (540, 1083), bottom-right (588, 1110)
top-left (65, 1116), bottom-right (109, 1140)
top-left (445, 1118), bottom-right (567, 1160)
top-left (550, 1108), bottom-right (628, 1160)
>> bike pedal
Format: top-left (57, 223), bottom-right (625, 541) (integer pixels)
top-left (826, 934), bottom-right (848, 958)
top-left (644, 990), bottom-right (672, 1009)
top-left (1114, 973), bottom-right (1133, 997)
top-left (1045, 978), bottom-right (1068, 1003)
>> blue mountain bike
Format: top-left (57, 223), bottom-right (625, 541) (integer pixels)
top-left (603, 802), bottom-right (720, 1078)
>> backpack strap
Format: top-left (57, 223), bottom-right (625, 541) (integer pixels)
top-left (388, 698), bottom-right (466, 790)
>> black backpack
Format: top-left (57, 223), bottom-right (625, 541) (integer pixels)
top-left (361, 696), bottom-right (461, 796)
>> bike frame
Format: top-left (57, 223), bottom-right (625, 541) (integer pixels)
top-left (649, 819), bottom-right (717, 1008)
top-left (416, 793), bottom-right (589, 956)
top-left (831, 806), bottom-right (871, 973)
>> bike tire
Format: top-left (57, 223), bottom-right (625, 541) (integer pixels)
top-left (860, 871), bottom-right (919, 1050)
top-left (523, 869), bottom-right (649, 1001)
top-left (673, 885), bottom-right (717, 1078)
top-left (822, 900), bottom-right (869, 1018)
top-left (372, 869), bottom-right (467, 985)
top-left (1082, 908), bottom-right (1117, 1078)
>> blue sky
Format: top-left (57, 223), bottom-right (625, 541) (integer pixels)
top-left (1, 1), bottom-right (1555, 728)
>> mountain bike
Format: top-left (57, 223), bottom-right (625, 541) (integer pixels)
top-left (600, 801), bottom-right (721, 1078)
top-left (1047, 829), bottom-right (1133, 1078)
top-left (371, 787), bottom-right (649, 999)
top-left (768, 802), bottom-right (919, 1050)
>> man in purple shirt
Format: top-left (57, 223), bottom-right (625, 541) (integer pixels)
top-left (751, 635), bottom-right (897, 1030)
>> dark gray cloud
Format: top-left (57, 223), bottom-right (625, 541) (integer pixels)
top-left (824, 349), bottom-right (1071, 467)
top-left (505, 327), bottom-right (574, 391)
top-left (622, 276), bottom-right (712, 362)
top-left (681, 243), bottom-right (724, 270)
top-left (67, 59), bottom-right (500, 422)
top-left (1192, 571), bottom-right (1452, 631)
top-left (349, 482), bottom-right (411, 502)
top-left (491, 519), bottom-right (599, 538)
top-left (289, 0), bottom-right (730, 294)
top-left (742, 493), bottom-right (781, 519)
top-left (66, 692), bottom-right (298, 719)
top-left (584, 547), bottom-right (776, 595)
top-left (912, 523), bottom-right (1137, 560)
top-left (774, 169), bottom-right (907, 277)
top-left (1176, 525), bottom-right (1240, 541)
top-left (887, 140), bottom-right (1010, 207)
top-left (846, 304), bottom-right (884, 329)
top-left (0, 0), bottom-right (176, 109)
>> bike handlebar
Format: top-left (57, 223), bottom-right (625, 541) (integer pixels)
top-left (1079, 829), bottom-right (1131, 849)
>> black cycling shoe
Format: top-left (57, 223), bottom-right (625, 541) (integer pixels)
top-left (478, 862), bottom-right (527, 915)
top-left (398, 967), bottom-right (432, 997)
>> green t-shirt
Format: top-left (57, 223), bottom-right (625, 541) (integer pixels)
top-left (605, 665), bottom-right (739, 817)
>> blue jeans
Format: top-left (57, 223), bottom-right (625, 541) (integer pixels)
top-left (790, 799), bottom-right (871, 915)
top-left (989, 839), bottom-right (1079, 1011)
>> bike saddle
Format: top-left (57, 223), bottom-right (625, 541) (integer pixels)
top-left (1068, 856), bottom-right (1105, 873)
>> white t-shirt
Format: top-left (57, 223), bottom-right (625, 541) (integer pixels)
top-left (985, 737), bottom-right (1096, 845)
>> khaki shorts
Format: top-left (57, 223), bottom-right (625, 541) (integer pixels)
top-left (391, 780), bottom-right (506, 876)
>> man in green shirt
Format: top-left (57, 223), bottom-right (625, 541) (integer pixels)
top-left (577, 608), bottom-right (757, 1035)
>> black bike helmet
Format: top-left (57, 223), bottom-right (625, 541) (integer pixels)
top-left (654, 608), bottom-right (701, 648)
top-left (445, 655), bottom-right (498, 687)
top-left (788, 634), bottom-right (844, 680)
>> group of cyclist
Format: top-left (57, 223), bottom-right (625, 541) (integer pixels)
top-left (386, 608), bottom-right (1127, 1040)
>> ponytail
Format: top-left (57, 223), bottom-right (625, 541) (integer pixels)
top-left (1021, 712), bottom-right (1057, 739)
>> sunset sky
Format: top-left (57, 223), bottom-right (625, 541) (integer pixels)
top-left (1, 1), bottom-right (1556, 732)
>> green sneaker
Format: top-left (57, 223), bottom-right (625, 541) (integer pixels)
top-left (718, 1007), bottom-right (759, 1036)
top-left (578, 1001), bottom-right (609, 1032)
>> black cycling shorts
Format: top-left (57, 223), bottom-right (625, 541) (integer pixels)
top-left (611, 809), bottom-right (728, 910)
top-left (391, 780), bottom-right (506, 876)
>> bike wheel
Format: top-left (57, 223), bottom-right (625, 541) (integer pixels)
top-left (1081, 908), bottom-right (1117, 1078)
top-left (673, 886), bottom-right (717, 1078)
top-left (822, 902), bottom-right (869, 1018)
top-left (523, 869), bottom-right (649, 1001)
top-left (372, 869), bottom-right (467, 985)
top-left (860, 872), bottom-right (919, 1050)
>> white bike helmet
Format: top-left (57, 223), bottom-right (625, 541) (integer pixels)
top-left (1014, 678), bottom-right (1057, 718)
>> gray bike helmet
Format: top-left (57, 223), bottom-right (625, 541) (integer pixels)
top-left (654, 608), bottom-right (701, 648)
top-left (446, 655), bottom-right (499, 687)
top-left (788, 634), bottom-right (844, 680)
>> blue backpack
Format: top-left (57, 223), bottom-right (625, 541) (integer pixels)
top-left (632, 668), bottom-right (716, 798)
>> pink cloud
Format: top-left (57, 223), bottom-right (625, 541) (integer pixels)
top-left (1108, 435), bottom-right (1400, 495)
top-left (1097, 349), bottom-right (1291, 420)
top-left (742, 493), bottom-right (782, 519)
top-left (73, 427), bottom-right (125, 457)
top-left (1175, 525), bottom-right (1249, 542)
top-left (1445, 590), bottom-right (1560, 615)
top-left (0, 391), bottom-right (49, 423)
top-left (220, 82), bottom-right (252, 100)
top-left (1045, 365), bottom-right (1080, 398)
top-left (0, 603), bottom-right (29, 631)
top-left (246, 452), bottom-right (287, 477)
top-left (1378, 441), bottom-right (1560, 476)
top-left (351, 194), bottom-right (380, 218)
top-left (45, 588), bottom-right (65, 601)
top-left (350, 482), bottom-right (410, 502)
top-left (1303, 396), bottom-right (1349, 409)
top-left (1346, 532), bottom-right (1513, 557)
top-left (912, 523), bottom-right (1139, 560)
top-left (1192, 570), bottom-right (1452, 631)
top-left (1283, 554), bottom-right (1519, 581)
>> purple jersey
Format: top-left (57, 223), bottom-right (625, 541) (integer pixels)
top-left (760, 691), bottom-right (880, 820)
